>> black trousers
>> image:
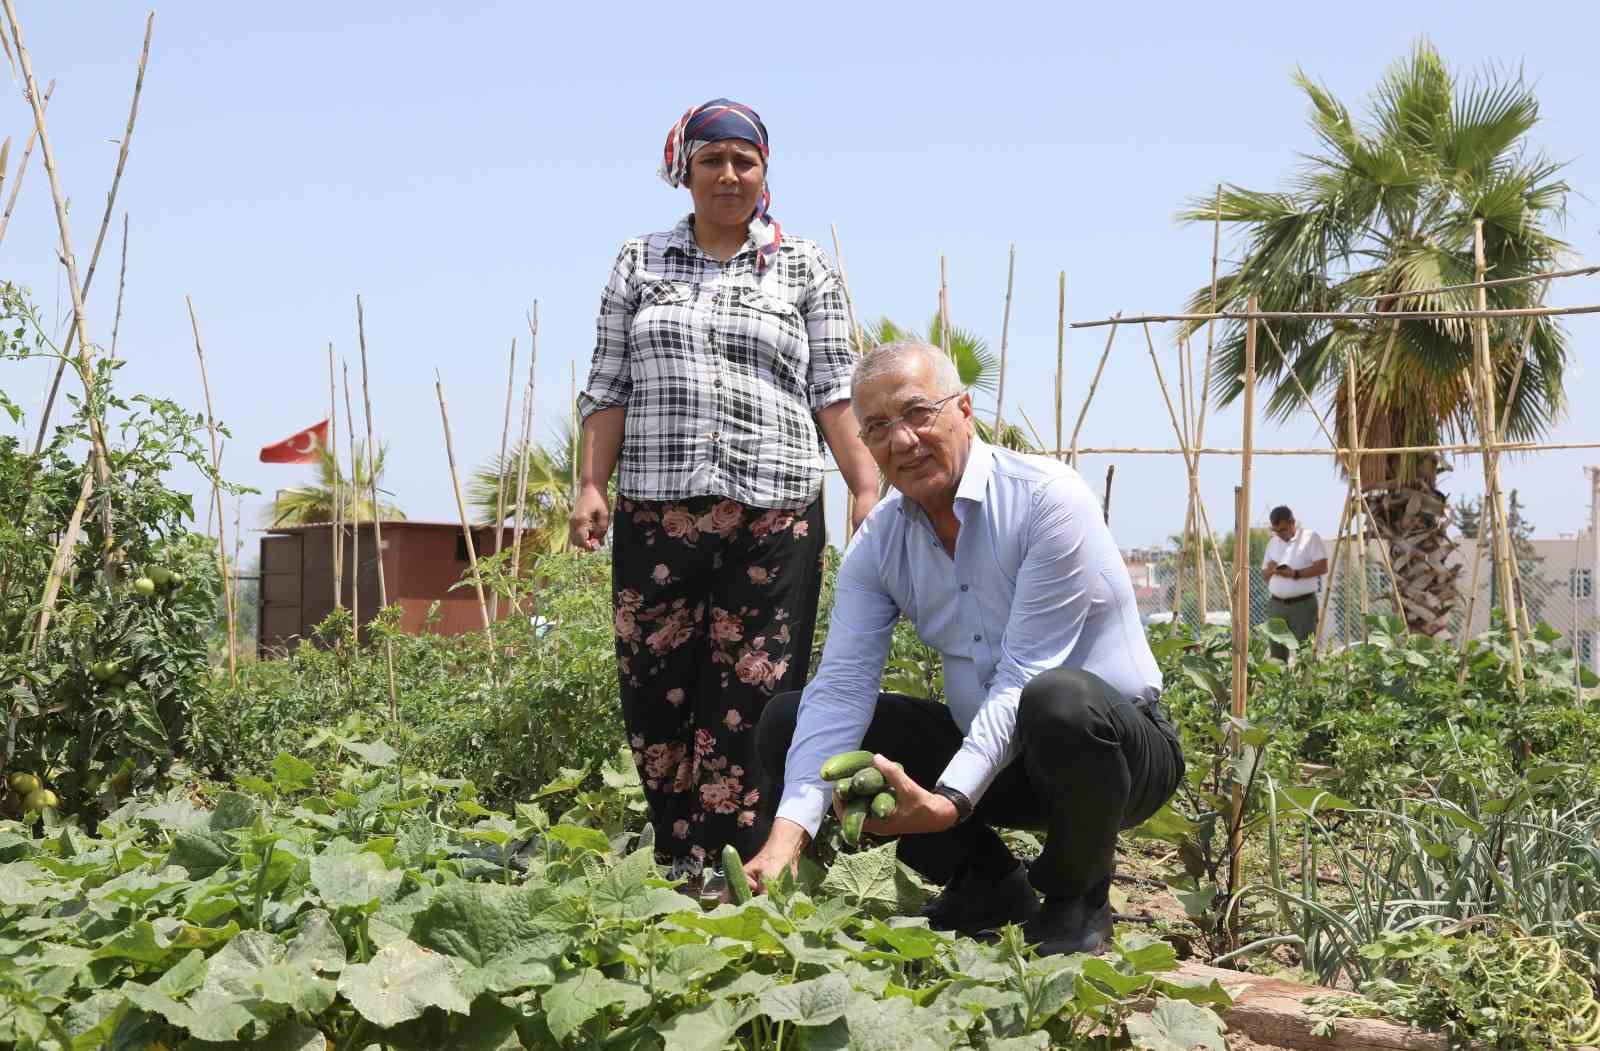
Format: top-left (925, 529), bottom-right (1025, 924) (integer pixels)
top-left (754, 667), bottom-right (1185, 898)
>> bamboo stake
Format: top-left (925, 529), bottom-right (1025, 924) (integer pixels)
top-left (31, 470), bottom-right (92, 653)
top-left (489, 337), bottom-right (518, 622)
top-left (1066, 318), bottom-right (1120, 465)
top-left (1054, 271), bottom-right (1065, 460)
top-left (1227, 484), bottom-right (1248, 904)
top-left (1057, 439), bottom-right (1600, 457)
top-left (1143, 324), bottom-right (1232, 593)
top-left (1456, 532), bottom-right (1487, 686)
top-left (435, 372), bottom-right (495, 646)
top-left (1192, 186), bottom-right (1224, 623)
top-left (937, 255), bottom-right (950, 351)
top-left (510, 304), bottom-right (538, 583)
top-left (994, 243), bottom-right (1015, 434)
top-left (0, 138), bottom-right (9, 211)
top-left (1226, 304), bottom-right (1258, 907)
top-left (108, 214), bottom-right (129, 360)
top-left (32, 13), bottom-right (154, 456)
top-left (1311, 496), bottom-right (1354, 659)
top-left (1017, 406), bottom-right (1048, 454)
top-left (342, 361), bottom-right (360, 640)
top-left (5, 0), bottom-right (114, 578)
top-left (1073, 302), bottom-right (1600, 328)
top-left (828, 224), bottom-right (866, 351)
top-left (0, 78), bottom-right (49, 248)
top-left (1474, 220), bottom-right (1524, 690)
top-left (355, 295), bottom-right (397, 719)
top-left (186, 297), bottom-right (237, 683)
top-left (1359, 262), bottom-right (1600, 302)
top-left (1239, 297), bottom-right (1258, 607)
top-left (232, 495), bottom-right (243, 654)
top-left (570, 360), bottom-right (579, 518)
top-left (1196, 185), bottom-right (1222, 447)
top-left (328, 343), bottom-right (342, 610)
top-left (1102, 465), bottom-right (1114, 524)
top-left (1497, 294), bottom-right (1548, 440)
top-left (1344, 349), bottom-right (1371, 628)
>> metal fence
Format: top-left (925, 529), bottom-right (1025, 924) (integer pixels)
top-left (1138, 535), bottom-right (1600, 670)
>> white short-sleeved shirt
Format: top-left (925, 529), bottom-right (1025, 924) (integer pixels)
top-left (1262, 529), bottom-right (1329, 599)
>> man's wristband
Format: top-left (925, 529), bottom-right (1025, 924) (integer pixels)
top-left (933, 784), bottom-right (974, 825)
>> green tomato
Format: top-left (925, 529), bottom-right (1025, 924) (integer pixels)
top-left (8, 772), bottom-right (40, 794)
top-left (133, 577), bottom-right (157, 597)
top-left (148, 566), bottom-right (175, 586)
top-left (23, 788), bottom-right (59, 812)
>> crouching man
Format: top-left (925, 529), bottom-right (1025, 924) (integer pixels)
top-left (739, 340), bottom-right (1184, 956)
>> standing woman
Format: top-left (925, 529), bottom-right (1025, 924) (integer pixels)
top-left (573, 98), bottom-right (880, 882)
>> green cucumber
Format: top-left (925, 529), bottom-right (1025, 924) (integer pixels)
top-left (834, 780), bottom-right (851, 805)
top-left (870, 791), bottom-right (898, 819)
top-left (722, 844), bottom-right (752, 904)
top-left (819, 750), bottom-right (875, 781)
top-left (841, 798), bottom-right (870, 846)
top-left (850, 767), bottom-right (886, 797)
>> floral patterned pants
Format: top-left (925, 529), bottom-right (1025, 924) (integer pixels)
top-left (613, 494), bottom-right (825, 875)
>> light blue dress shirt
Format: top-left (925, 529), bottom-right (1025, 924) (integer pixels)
top-left (776, 438), bottom-right (1162, 836)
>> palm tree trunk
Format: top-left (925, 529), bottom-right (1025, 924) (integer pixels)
top-left (1364, 481), bottom-right (1462, 637)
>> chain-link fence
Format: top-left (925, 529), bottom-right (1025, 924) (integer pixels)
top-left (1136, 533), bottom-right (1600, 670)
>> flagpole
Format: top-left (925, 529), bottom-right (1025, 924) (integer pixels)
top-left (328, 343), bottom-right (342, 611)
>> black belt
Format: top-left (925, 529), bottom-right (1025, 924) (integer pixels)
top-left (1273, 592), bottom-right (1316, 605)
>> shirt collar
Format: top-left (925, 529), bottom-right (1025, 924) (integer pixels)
top-left (893, 434), bottom-right (994, 524)
top-left (954, 436), bottom-right (994, 510)
top-left (664, 214), bottom-right (756, 261)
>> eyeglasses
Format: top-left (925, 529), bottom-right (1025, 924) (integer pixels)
top-left (856, 391), bottom-right (964, 448)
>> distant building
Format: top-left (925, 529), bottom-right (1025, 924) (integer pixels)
top-left (1453, 532), bottom-right (1598, 670)
top-left (258, 521), bottom-right (519, 655)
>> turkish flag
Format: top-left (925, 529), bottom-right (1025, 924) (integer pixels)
top-left (259, 419), bottom-right (329, 464)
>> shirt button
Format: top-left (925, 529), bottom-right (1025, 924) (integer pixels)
top-left (973, 634), bottom-right (982, 642)
top-left (960, 585), bottom-right (969, 592)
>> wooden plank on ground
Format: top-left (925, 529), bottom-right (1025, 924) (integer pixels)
top-left (1166, 960), bottom-right (1444, 1051)
top-left (1163, 960), bottom-right (1600, 1051)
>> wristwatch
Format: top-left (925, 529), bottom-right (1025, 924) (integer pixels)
top-left (933, 784), bottom-right (974, 825)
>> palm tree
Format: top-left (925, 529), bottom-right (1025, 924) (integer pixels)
top-left (262, 442), bottom-right (403, 526)
top-left (1179, 41), bottom-right (1571, 637)
top-left (865, 315), bottom-right (1037, 452)
top-left (470, 422), bottom-right (591, 556)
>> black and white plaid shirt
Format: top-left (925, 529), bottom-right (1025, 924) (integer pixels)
top-left (578, 216), bottom-right (855, 510)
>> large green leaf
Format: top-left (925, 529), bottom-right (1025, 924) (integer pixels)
top-left (336, 939), bottom-right (471, 1027)
top-left (819, 841), bottom-right (930, 918)
top-left (1123, 999), bottom-right (1227, 1051)
top-left (407, 881), bottom-right (566, 996)
top-left (758, 972), bottom-right (852, 1026)
top-left (541, 967), bottom-right (650, 1043)
top-left (309, 851), bottom-right (401, 910)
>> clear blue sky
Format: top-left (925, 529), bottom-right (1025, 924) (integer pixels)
top-left (5, 1), bottom-right (1599, 555)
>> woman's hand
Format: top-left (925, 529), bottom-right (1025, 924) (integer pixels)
top-left (568, 484), bottom-right (611, 551)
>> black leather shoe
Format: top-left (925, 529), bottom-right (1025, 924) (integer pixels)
top-left (920, 863), bottom-right (1040, 937)
top-left (1021, 894), bottom-right (1113, 956)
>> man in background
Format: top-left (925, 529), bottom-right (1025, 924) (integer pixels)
top-left (1262, 505), bottom-right (1328, 658)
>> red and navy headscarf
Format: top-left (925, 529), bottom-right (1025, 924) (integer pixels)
top-left (659, 98), bottom-right (782, 273)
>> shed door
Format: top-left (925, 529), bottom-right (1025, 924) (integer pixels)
top-left (258, 534), bottom-right (303, 655)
